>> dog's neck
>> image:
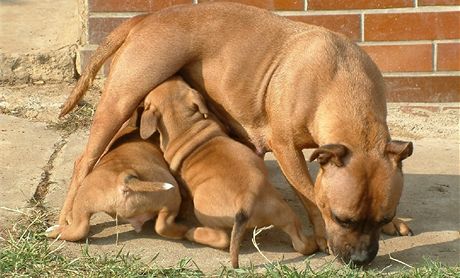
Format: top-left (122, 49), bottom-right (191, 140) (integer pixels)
top-left (163, 118), bottom-right (226, 173)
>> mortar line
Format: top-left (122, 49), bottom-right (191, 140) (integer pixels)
top-left (433, 42), bottom-right (438, 72)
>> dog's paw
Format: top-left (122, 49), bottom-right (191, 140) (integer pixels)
top-left (382, 218), bottom-right (413, 236)
top-left (315, 236), bottom-right (329, 254)
top-left (45, 225), bottom-right (62, 238)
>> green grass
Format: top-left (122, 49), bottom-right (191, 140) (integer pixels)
top-left (1, 207), bottom-right (459, 277)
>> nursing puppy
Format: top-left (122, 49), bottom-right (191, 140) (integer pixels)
top-left (139, 76), bottom-right (317, 268)
top-left (46, 117), bottom-right (186, 241)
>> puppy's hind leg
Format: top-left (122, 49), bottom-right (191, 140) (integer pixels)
top-left (185, 227), bottom-right (230, 249)
top-left (155, 209), bottom-right (188, 240)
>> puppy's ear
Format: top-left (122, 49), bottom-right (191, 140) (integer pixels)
top-left (310, 144), bottom-right (348, 167)
top-left (189, 89), bottom-right (209, 118)
top-left (139, 105), bottom-right (158, 139)
top-left (386, 140), bottom-right (413, 161)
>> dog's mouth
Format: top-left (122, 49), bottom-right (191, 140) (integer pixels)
top-left (329, 240), bottom-right (379, 266)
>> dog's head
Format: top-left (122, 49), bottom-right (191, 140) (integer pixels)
top-left (310, 141), bottom-right (413, 265)
top-left (139, 76), bottom-right (208, 149)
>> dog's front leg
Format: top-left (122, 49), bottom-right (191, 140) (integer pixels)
top-left (58, 150), bottom-right (100, 225)
top-left (382, 217), bottom-right (413, 236)
top-left (270, 142), bottom-right (328, 253)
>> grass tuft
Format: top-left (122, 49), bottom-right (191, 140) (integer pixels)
top-left (48, 101), bottom-right (95, 133)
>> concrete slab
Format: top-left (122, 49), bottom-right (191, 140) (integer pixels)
top-left (0, 114), bottom-right (60, 228)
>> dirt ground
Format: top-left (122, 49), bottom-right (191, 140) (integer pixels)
top-left (0, 83), bottom-right (458, 273)
top-left (0, 0), bottom-right (80, 84)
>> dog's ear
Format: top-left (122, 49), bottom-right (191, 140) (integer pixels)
top-left (139, 105), bottom-right (158, 139)
top-left (309, 144), bottom-right (348, 167)
top-left (189, 89), bottom-right (209, 118)
top-left (386, 140), bottom-right (413, 161)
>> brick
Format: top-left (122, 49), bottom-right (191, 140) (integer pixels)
top-left (89, 0), bottom-right (192, 12)
top-left (361, 44), bottom-right (433, 72)
top-left (384, 76), bottom-right (460, 102)
top-left (78, 49), bottom-right (93, 75)
top-left (365, 12), bottom-right (460, 41)
top-left (88, 17), bottom-right (128, 45)
top-left (437, 43), bottom-right (460, 71)
top-left (78, 49), bottom-right (112, 76)
top-left (289, 14), bottom-right (361, 41)
top-left (308, 0), bottom-right (413, 10)
top-left (419, 0), bottom-right (460, 5)
top-left (197, 0), bottom-right (304, 10)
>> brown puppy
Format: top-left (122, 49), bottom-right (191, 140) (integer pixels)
top-left (58, 3), bottom-right (413, 264)
top-left (139, 76), bottom-right (318, 268)
top-left (46, 122), bottom-right (187, 241)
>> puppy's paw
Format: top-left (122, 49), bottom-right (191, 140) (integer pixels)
top-left (382, 218), bottom-right (413, 236)
top-left (45, 225), bottom-right (62, 238)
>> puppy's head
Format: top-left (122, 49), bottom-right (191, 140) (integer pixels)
top-left (140, 76), bottom-right (208, 150)
top-left (310, 141), bottom-right (413, 265)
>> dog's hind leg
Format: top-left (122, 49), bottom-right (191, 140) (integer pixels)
top-left (48, 202), bottom-right (92, 241)
top-left (61, 26), bottom-right (196, 224)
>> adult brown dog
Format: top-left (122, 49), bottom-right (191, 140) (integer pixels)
top-left (47, 121), bottom-right (187, 241)
top-left (58, 2), bottom-right (413, 264)
top-left (139, 76), bottom-right (317, 268)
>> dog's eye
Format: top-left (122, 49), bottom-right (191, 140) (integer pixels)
top-left (332, 214), bottom-right (358, 228)
top-left (378, 216), bottom-right (394, 226)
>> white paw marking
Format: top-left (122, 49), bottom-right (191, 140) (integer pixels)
top-left (45, 225), bottom-right (60, 233)
top-left (162, 183), bottom-right (174, 190)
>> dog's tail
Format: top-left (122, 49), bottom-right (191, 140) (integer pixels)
top-left (121, 173), bottom-right (176, 193)
top-left (230, 210), bottom-right (250, 268)
top-left (59, 14), bottom-right (148, 118)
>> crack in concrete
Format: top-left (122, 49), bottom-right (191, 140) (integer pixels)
top-left (31, 133), bottom-right (69, 204)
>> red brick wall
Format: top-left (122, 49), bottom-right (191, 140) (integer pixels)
top-left (80, 0), bottom-right (460, 102)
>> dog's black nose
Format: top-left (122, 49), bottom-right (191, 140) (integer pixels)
top-left (349, 241), bottom-right (379, 266)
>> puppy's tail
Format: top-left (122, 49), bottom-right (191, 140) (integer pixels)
top-left (121, 173), bottom-right (176, 193)
top-left (59, 14), bottom-right (148, 118)
top-left (230, 210), bottom-right (249, 269)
